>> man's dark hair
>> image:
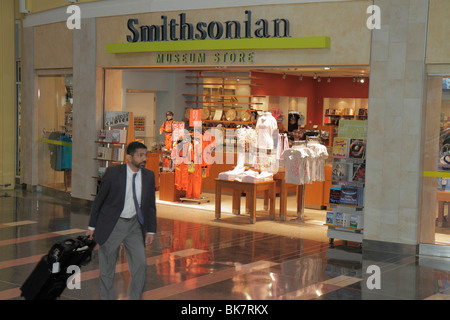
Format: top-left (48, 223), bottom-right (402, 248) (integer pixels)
top-left (126, 141), bottom-right (147, 155)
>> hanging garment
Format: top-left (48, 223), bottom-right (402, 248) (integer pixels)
top-left (160, 119), bottom-right (174, 151)
top-left (172, 141), bottom-right (190, 191)
top-left (288, 113), bottom-right (300, 131)
top-left (186, 139), bottom-right (203, 199)
top-left (282, 143), bottom-right (315, 185)
top-left (256, 112), bottom-right (277, 149)
top-left (282, 149), bottom-right (306, 185)
top-left (202, 131), bottom-right (216, 177)
top-left (307, 141), bottom-right (328, 182)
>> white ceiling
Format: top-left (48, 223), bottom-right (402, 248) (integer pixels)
top-left (128, 65), bottom-right (371, 78)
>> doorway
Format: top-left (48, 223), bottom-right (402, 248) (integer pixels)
top-left (125, 89), bottom-right (157, 148)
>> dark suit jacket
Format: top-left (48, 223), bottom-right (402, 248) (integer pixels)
top-left (88, 164), bottom-right (157, 246)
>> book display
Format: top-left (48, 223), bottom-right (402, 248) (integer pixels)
top-left (326, 120), bottom-right (367, 246)
top-left (92, 112), bottom-right (135, 196)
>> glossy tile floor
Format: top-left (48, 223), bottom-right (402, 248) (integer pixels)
top-left (0, 188), bottom-right (449, 301)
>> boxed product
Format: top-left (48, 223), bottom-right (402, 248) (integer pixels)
top-left (340, 186), bottom-right (358, 206)
top-left (357, 186), bottom-right (364, 206)
top-left (329, 187), bottom-right (341, 204)
top-left (349, 214), bottom-right (364, 229)
top-left (326, 212), bottom-right (335, 225)
top-left (332, 162), bottom-right (350, 181)
top-left (105, 129), bottom-right (127, 144)
top-left (349, 139), bottom-right (366, 159)
top-left (98, 167), bottom-right (107, 178)
top-left (97, 146), bottom-right (112, 160)
top-left (113, 148), bottom-right (125, 161)
top-left (335, 212), bottom-right (344, 226)
top-left (332, 138), bottom-right (349, 158)
top-left (352, 163), bottom-right (366, 182)
top-left (335, 212), bottom-right (351, 227)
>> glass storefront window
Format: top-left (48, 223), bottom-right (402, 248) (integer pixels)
top-left (37, 75), bottom-right (73, 193)
top-left (421, 77), bottom-right (450, 247)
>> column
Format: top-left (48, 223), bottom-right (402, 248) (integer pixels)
top-left (0, 0), bottom-right (16, 189)
top-left (364, 0), bottom-right (429, 247)
top-left (72, 18), bottom-right (101, 200)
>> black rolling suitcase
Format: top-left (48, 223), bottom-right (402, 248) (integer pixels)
top-left (20, 235), bottom-right (96, 300)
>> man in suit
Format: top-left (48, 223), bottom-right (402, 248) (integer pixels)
top-left (86, 141), bottom-right (157, 300)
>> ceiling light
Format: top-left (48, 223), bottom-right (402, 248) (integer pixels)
top-left (324, 67), bottom-right (331, 70)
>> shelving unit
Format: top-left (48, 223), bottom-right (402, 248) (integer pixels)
top-left (184, 71), bottom-right (265, 127)
top-left (326, 120), bottom-right (367, 247)
top-left (323, 98), bottom-right (368, 126)
top-left (92, 112), bottom-right (135, 196)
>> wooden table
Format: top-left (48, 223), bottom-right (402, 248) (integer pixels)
top-left (273, 168), bottom-right (304, 221)
top-left (215, 179), bottom-right (276, 223)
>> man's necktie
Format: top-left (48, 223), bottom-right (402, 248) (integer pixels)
top-left (132, 173), bottom-right (144, 225)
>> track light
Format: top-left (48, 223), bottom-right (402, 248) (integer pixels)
top-left (282, 73), bottom-right (286, 79)
top-left (317, 77), bottom-right (321, 82)
top-left (299, 75), bottom-right (303, 81)
top-left (353, 77), bottom-right (356, 82)
top-left (313, 73), bottom-right (317, 80)
top-left (327, 77), bottom-right (331, 83)
top-left (360, 77), bottom-right (365, 83)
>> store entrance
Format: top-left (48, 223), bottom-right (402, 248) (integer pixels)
top-left (37, 75), bottom-right (73, 193)
top-left (421, 76), bottom-right (450, 255)
top-left (101, 65), bottom-right (370, 230)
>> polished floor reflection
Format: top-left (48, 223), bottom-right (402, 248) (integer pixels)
top-left (0, 189), bottom-right (449, 301)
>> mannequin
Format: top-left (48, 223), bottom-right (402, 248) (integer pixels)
top-left (255, 111), bottom-right (277, 149)
top-left (159, 111), bottom-right (174, 151)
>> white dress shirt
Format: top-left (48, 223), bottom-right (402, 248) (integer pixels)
top-left (120, 164), bottom-right (142, 219)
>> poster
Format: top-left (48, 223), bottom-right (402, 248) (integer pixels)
top-left (189, 108), bottom-right (202, 127)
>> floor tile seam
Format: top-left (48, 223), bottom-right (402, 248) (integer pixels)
top-left (0, 220), bottom-right (38, 227)
top-left (0, 247), bottom-right (212, 300)
top-left (0, 229), bottom-right (86, 247)
top-left (369, 256), bottom-right (417, 275)
top-left (156, 210), bottom-right (327, 240)
top-left (141, 260), bottom-right (279, 300)
top-left (279, 276), bottom-right (364, 300)
top-left (205, 233), bottom-right (281, 249)
top-left (204, 234), bottom-right (282, 251)
top-left (266, 245), bottom-right (329, 264)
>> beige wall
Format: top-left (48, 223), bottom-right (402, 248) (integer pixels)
top-left (426, 0), bottom-right (450, 65)
top-left (34, 22), bottom-right (72, 69)
top-left (0, 0), bottom-right (16, 189)
top-left (96, 1), bottom-right (372, 68)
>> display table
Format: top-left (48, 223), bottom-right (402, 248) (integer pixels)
top-left (159, 172), bottom-right (185, 202)
top-left (145, 151), bottom-right (161, 190)
top-left (272, 168), bottom-right (304, 221)
top-left (215, 179), bottom-right (276, 224)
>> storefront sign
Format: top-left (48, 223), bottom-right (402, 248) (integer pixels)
top-left (127, 11), bottom-right (290, 42)
top-left (105, 10), bottom-right (330, 56)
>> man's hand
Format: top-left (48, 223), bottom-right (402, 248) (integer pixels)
top-left (145, 233), bottom-right (154, 246)
top-left (86, 229), bottom-right (94, 240)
